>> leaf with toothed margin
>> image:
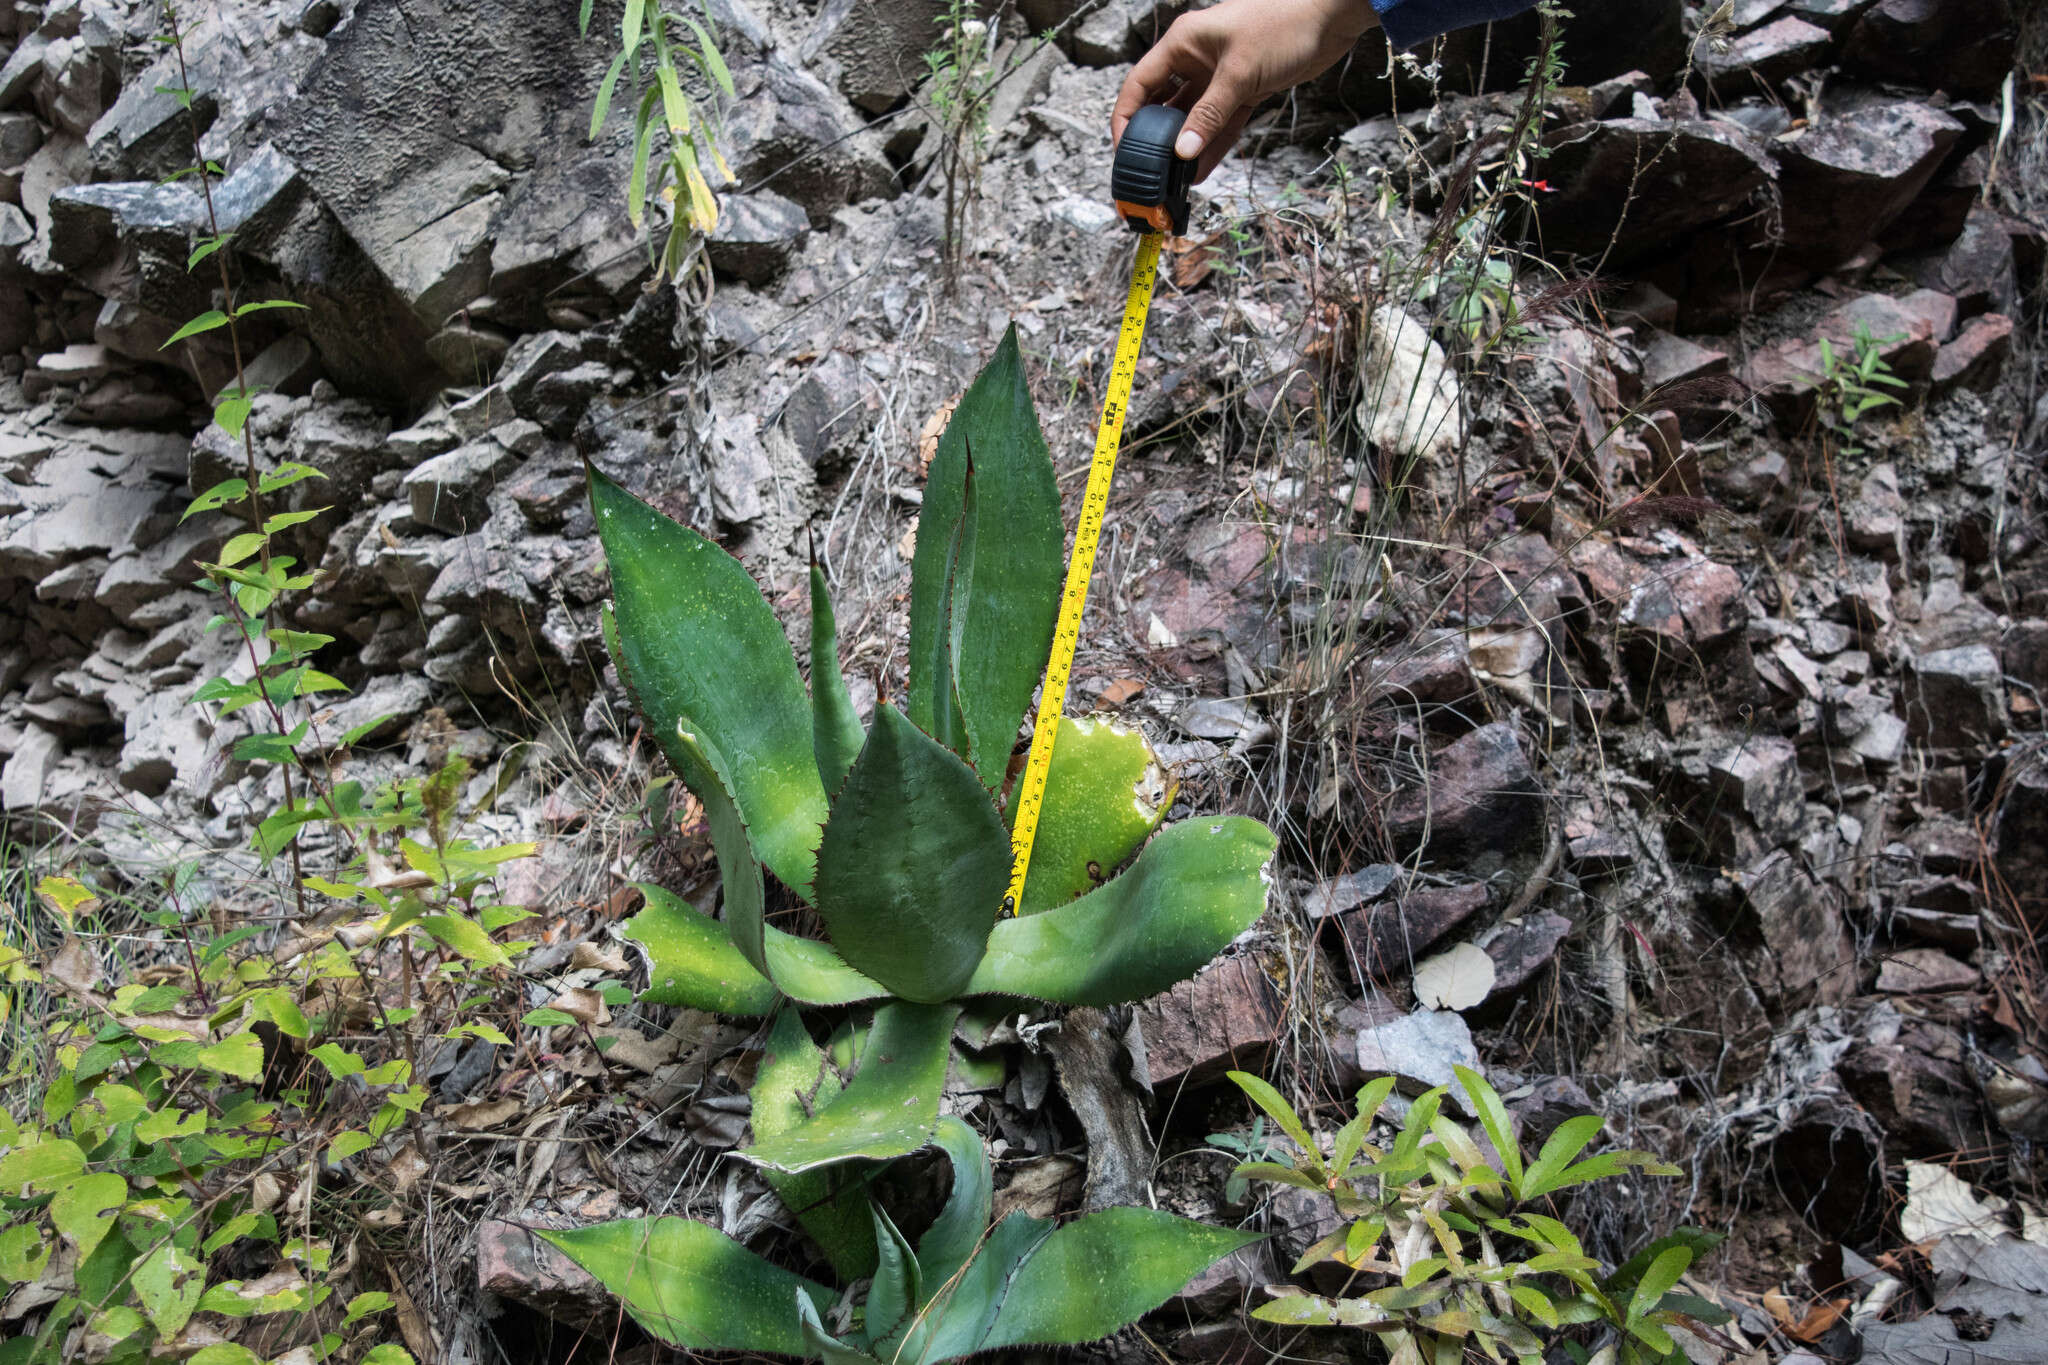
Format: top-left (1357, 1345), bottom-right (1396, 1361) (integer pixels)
top-left (752, 1007), bottom-right (878, 1281)
top-left (589, 464), bottom-right (826, 898)
top-left (810, 561), bottom-right (866, 797)
top-left (624, 885), bottom-right (887, 1015)
top-left (913, 1116), bottom-right (992, 1303)
top-left (740, 1001), bottom-right (958, 1174)
top-left (667, 724), bottom-right (770, 981)
top-left (894, 1207), bottom-right (1261, 1361)
top-left (813, 705), bottom-right (1009, 1004)
top-left (965, 817), bottom-right (1277, 1006)
top-left (1008, 716), bottom-right (1175, 916)
top-left (907, 326), bottom-right (1063, 788)
top-left (537, 1216), bottom-right (834, 1354)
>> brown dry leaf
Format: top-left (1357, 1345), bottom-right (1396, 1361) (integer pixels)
top-left (579, 1189), bottom-right (621, 1219)
top-left (1170, 231), bottom-right (1231, 289)
top-left (594, 1027), bottom-right (677, 1075)
top-left (520, 1111), bottom-right (571, 1207)
top-left (439, 1097), bottom-right (521, 1132)
top-left (570, 941), bottom-right (629, 974)
top-left (1098, 678), bottom-right (1145, 707)
top-left (897, 517), bottom-right (919, 561)
top-left (918, 396), bottom-right (960, 476)
top-left (433, 1180), bottom-right (493, 1200)
top-left (363, 848), bottom-right (434, 893)
top-left (386, 1271), bottom-right (436, 1363)
top-left (385, 1141), bottom-right (431, 1193)
top-left (547, 987), bottom-right (609, 1027)
top-left (361, 1207), bottom-right (405, 1229)
top-left (46, 937), bottom-right (101, 996)
top-left (1761, 1288), bottom-right (1797, 1329)
top-left (251, 1173), bottom-right (282, 1214)
top-left (605, 885), bottom-right (644, 919)
top-left (1790, 1299), bottom-right (1848, 1343)
top-left (992, 1155), bottom-right (1084, 1221)
top-left (557, 1046), bottom-right (606, 1078)
top-left (272, 928), bottom-right (334, 964)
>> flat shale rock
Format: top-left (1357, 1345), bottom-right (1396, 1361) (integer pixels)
top-left (1383, 722), bottom-right (1544, 862)
top-left (1538, 117), bottom-right (1774, 261)
top-left (1137, 958), bottom-right (1284, 1093)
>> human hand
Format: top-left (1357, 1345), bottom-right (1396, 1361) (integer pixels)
top-left (1111, 0), bottom-right (1381, 182)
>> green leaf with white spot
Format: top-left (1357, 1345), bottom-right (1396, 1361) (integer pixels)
top-left (1008, 716), bottom-right (1172, 914)
top-left (752, 1007), bottom-right (877, 1280)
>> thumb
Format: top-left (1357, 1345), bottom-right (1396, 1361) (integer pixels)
top-left (1174, 65), bottom-right (1252, 162)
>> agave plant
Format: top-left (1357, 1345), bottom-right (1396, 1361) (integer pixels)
top-left (550, 328), bottom-right (1279, 1349)
top-left (542, 1015), bottom-right (1260, 1358)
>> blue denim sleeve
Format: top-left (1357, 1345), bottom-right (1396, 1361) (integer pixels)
top-left (1371, 0), bottom-right (1541, 48)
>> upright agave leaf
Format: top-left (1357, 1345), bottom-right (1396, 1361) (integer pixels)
top-left (589, 464), bottom-right (826, 896)
top-left (906, 327), bottom-right (1063, 787)
top-left (625, 884), bottom-right (887, 1014)
top-left (813, 705), bottom-right (1009, 1004)
top-left (538, 1216), bottom-right (835, 1354)
top-left (809, 560), bottom-right (865, 796)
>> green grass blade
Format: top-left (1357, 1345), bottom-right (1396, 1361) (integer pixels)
top-left (967, 817), bottom-right (1276, 1005)
top-left (813, 705), bottom-right (1009, 1003)
top-left (539, 1217), bottom-right (833, 1353)
top-left (589, 465), bottom-right (827, 899)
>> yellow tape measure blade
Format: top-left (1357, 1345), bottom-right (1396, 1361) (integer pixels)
top-left (1004, 232), bottom-right (1163, 912)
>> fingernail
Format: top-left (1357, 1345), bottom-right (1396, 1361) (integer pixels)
top-left (1174, 129), bottom-right (1203, 160)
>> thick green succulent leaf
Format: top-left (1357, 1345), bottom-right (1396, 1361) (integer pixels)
top-left (900, 1211), bottom-right (1055, 1362)
top-left (967, 817), bottom-right (1277, 1005)
top-left (903, 1208), bottom-right (1258, 1359)
top-left (983, 1209), bottom-right (1265, 1349)
top-left (798, 1290), bottom-right (882, 1364)
top-left (589, 464), bottom-right (826, 896)
top-left (1008, 716), bottom-right (1174, 915)
top-left (863, 1204), bottom-right (921, 1347)
top-left (810, 562), bottom-right (865, 796)
top-left (537, 1216), bottom-right (834, 1354)
top-left (906, 327), bottom-right (1062, 787)
top-left (668, 725), bottom-right (769, 982)
top-left (915, 1116), bottom-right (994, 1304)
top-left (625, 885), bottom-right (887, 1015)
top-left (753, 1008), bottom-right (878, 1281)
top-left (741, 1001), bottom-right (960, 1174)
top-left (813, 705), bottom-right (1009, 1003)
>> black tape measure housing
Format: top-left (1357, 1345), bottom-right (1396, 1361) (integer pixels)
top-left (1111, 105), bottom-right (1193, 236)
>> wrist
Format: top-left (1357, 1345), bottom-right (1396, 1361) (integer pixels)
top-left (1330, 0), bottom-right (1382, 39)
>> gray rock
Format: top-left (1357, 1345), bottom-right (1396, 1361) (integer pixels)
top-left (1698, 16), bottom-right (1832, 94)
top-left (705, 189), bottom-right (809, 285)
top-left (118, 687), bottom-right (212, 797)
top-left (1733, 849), bottom-right (1854, 1006)
top-left (1905, 644), bottom-right (2007, 750)
top-left (527, 360), bottom-right (614, 438)
top-left (705, 413), bottom-right (773, 525)
top-left (810, 0), bottom-right (945, 114)
top-left (0, 723), bottom-right (62, 811)
top-left (724, 57), bottom-right (893, 222)
top-left (1538, 117), bottom-right (1774, 261)
top-left (1771, 99), bottom-right (1965, 271)
top-left (1304, 863), bottom-right (1401, 919)
top-left (1354, 1008), bottom-right (1480, 1094)
top-left (1704, 734), bottom-right (1805, 848)
top-left (1338, 881), bottom-right (1488, 981)
top-left (314, 674), bottom-right (431, 749)
top-left (1841, 0), bottom-right (2017, 98)
top-left (1384, 722), bottom-right (1543, 861)
top-left (780, 351), bottom-right (872, 468)
top-left (0, 111), bottom-right (43, 168)
top-left (1478, 911), bottom-right (1572, 999)
top-left (403, 440), bottom-right (520, 534)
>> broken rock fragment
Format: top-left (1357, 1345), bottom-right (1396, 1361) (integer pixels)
top-left (1136, 958), bottom-right (1284, 1094)
top-left (1383, 722), bottom-right (1544, 862)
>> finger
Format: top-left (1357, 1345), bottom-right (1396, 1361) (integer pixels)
top-left (1173, 60), bottom-right (1253, 163)
top-left (1114, 35), bottom-right (1207, 144)
top-left (1194, 105), bottom-right (1256, 183)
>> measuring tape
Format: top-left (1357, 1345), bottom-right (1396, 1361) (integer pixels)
top-left (1005, 105), bottom-right (1192, 914)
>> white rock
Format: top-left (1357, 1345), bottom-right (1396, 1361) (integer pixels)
top-left (1357, 304), bottom-right (1465, 464)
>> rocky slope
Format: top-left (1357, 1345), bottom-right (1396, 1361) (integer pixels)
top-left (2, 0), bottom-right (2044, 1359)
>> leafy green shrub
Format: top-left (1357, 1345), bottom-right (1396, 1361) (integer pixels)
top-left (1228, 1066), bottom-right (1731, 1365)
top-left (547, 327), bottom-right (1279, 1349)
